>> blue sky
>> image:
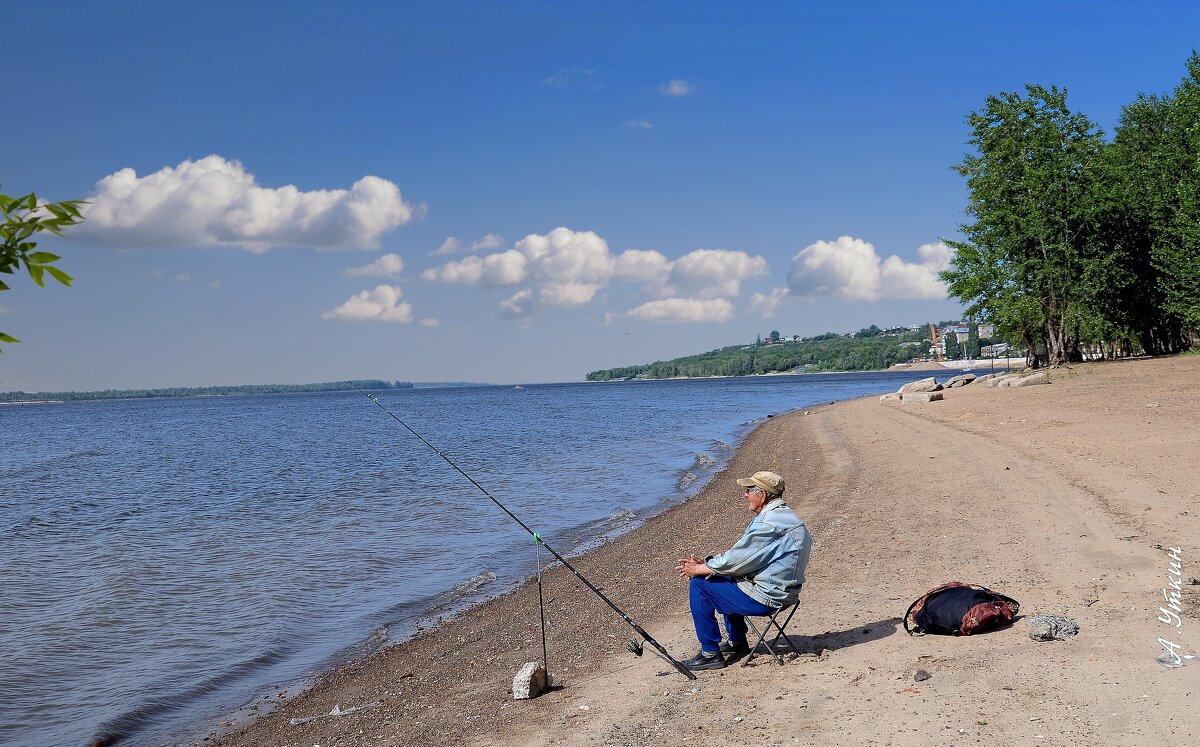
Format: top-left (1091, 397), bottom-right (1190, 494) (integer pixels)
top-left (2, 1), bottom-right (1198, 389)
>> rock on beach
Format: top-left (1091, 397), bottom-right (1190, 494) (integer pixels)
top-left (903, 391), bottom-right (943, 403)
top-left (945, 373), bottom-right (977, 388)
top-left (991, 374), bottom-right (1025, 388)
top-left (898, 377), bottom-right (942, 393)
top-left (512, 662), bottom-right (548, 700)
top-left (1012, 371), bottom-right (1050, 387)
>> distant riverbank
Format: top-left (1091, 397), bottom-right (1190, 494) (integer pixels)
top-left (0, 379), bottom-right (485, 403)
top-left (588, 360), bottom-right (1009, 381)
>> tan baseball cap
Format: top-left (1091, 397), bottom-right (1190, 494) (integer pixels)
top-left (736, 470), bottom-right (785, 495)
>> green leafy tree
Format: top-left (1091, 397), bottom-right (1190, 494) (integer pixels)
top-left (944, 331), bottom-right (961, 359)
top-left (943, 85), bottom-right (1105, 367)
top-left (966, 322), bottom-right (980, 358)
top-left (1, 188), bottom-right (85, 350)
top-left (769, 329), bottom-right (781, 343)
top-left (1100, 54), bottom-right (1200, 348)
top-left (1155, 54), bottom-right (1200, 334)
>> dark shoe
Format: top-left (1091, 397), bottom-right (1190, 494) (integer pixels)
top-left (681, 650), bottom-right (727, 671)
top-left (720, 640), bottom-right (751, 660)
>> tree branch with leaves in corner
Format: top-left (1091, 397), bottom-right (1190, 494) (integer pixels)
top-left (0, 187), bottom-right (85, 351)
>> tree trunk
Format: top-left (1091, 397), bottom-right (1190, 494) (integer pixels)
top-left (1022, 329), bottom-right (1041, 369)
top-left (1045, 319), bottom-right (1070, 367)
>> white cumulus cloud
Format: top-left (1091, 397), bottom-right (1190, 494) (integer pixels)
top-left (426, 227), bottom-right (612, 308)
top-left (659, 79), bottom-right (696, 97)
top-left (322, 285), bottom-right (414, 323)
top-left (500, 289), bottom-right (535, 318)
top-left (420, 317), bottom-right (440, 327)
top-left (346, 253), bottom-right (404, 278)
top-left (747, 287), bottom-right (790, 318)
top-left (471, 233), bottom-right (505, 251)
top-left (787, 236), bottom-right (951, 301)
top-left (424, 228), bottom-right (770, 319)
top-left (430, 237), bottom-right (463, 256)
top-left (421, 249), bottom-right (527, 286)
top-left (428, 233), bottom-right (504, 257)
top-left (626, 297), bottom-right (733, 323)
top-left (612, 249), bottom-right (672, 285)
top-left (613, 247), bottom-right (766, 298)
top-left (515, 228), bottom-right (612, 306)
top-left (626, 119), bottom-right (655, 129)
top-left (76, 155), bottom-right (419, 252)
top-left (669, 249), bottom-right (767, 298)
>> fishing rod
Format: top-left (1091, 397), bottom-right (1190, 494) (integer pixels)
top-left (351, 384), bottom-right (696, 681)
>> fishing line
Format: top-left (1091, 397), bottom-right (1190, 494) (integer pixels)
top-left (351, 384), bottom-right (696, 681)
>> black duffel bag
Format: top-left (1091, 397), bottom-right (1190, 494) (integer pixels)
top-left (903, 582), bottom-right (1020, 636)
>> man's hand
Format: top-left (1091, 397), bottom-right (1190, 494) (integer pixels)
top-left (675, 554), bottom-right (712, 579)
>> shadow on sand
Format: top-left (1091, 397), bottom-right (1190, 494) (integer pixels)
top-left (744, 616), bottom-right (902, 662)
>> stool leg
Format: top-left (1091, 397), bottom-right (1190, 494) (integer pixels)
top-left (770, 606), bottom-right (801, 656)
top-left (743, 614), bottom-right (786, 666)
top-left (741, 617), bottom-right (771, 667)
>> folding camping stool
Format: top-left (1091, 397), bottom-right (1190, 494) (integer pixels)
top-left (741, 603), bottom-right (801, 666)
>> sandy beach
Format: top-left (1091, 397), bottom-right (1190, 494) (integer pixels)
top-left (212, 356), bottom-right (1199, 747)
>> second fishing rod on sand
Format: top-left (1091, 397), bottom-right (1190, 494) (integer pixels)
top-left (352, 384), bottom-right (697, 681)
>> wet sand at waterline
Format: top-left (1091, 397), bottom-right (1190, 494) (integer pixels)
top-left (214, 356), bottom-right (1199, 747)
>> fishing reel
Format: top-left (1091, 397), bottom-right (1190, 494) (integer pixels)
top-left (626, 638), bottom-right (643, 656)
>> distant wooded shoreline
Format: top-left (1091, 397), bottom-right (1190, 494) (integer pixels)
top-left (0, 379), bottom-right (484, 403)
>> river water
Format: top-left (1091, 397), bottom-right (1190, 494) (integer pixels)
top-left (0, 371), bottom-right (941, 745)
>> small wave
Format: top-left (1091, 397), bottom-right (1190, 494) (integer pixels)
top-left (454, 571), bottom-right (497, 596)
top-left (567, 508), bottom-right (638, 539)
top-left (677, 452), bottom-right (719, 492)
top-left (65, 449), bottom-right (105, 461)
top-left (87, 646), bottom-right (291, 746)
top-left (1, 449), bottom-right (107, 482)
top-left (589, 508), bottom-right (636, 532)
top-left (677, 471), bottom-right (698, 491)
top-left (3, 512), bottom-right (50, 536)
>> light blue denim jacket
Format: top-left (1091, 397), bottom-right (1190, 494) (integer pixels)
top-left (705, 498), bottom-right (812, 608)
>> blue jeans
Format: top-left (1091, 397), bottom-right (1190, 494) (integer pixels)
top-left (688, 575), bottom-right (774, 652)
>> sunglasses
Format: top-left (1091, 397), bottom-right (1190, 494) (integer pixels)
top-left (743, 486), bottom-right (760, 494)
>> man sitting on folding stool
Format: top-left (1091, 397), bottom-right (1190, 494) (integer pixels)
top-left (675, 470), bottom-right (812, 670)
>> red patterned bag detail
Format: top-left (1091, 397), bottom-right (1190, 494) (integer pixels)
top-left (960, 599), bottom-right (1017, 635)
